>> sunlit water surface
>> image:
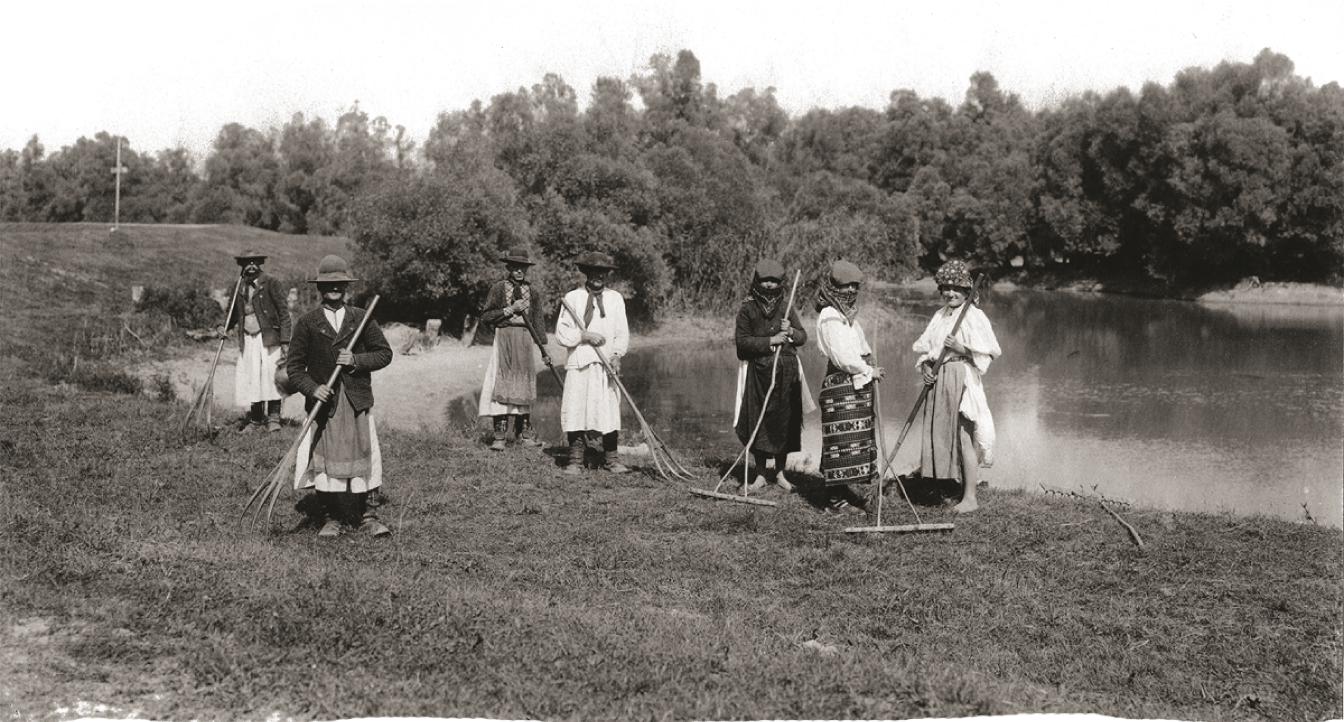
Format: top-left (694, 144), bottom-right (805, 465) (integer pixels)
top-left (461, 290), bottom-right (1343, 527)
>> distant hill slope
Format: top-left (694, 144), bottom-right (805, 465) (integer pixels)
top-left (0, 223), bottom-right (353, 358)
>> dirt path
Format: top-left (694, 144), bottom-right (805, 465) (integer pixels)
top-left (144, 315), bottom-right (733, 432)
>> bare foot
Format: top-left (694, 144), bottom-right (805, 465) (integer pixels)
top-left (953, 499), bottom-right (979, 514)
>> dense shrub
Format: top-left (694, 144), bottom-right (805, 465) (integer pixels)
top-left (136, 285), bottom-right (225, 329)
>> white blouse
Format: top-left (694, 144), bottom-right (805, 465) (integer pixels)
top-left (556, 287), bottom-right (629, 370)
top-left (815, 306), bottom-right (876, 390)
top-left (912, 303), bottom-right (1002, 464)
top-left (912, 304), bottom-right (1000, 373)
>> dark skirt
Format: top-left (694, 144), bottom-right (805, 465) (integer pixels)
top-left (819, 362), bottom-right (876, 486)
top-left (312, 389), bottom-right (373, 480)
top-left (492, 326), bottom-right (537, 406)
top-left (734, 355), bottom-right (803, 455)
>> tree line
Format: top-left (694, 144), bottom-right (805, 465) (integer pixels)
top-left (2, 48), bottom-right (1339, 322)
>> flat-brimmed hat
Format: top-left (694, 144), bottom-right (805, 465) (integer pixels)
top-left (500, 247), bottom-right (537, 265)
top-left (574, 251), bottom-right (617, 270)
top-left (754, 259), bottom-right (785, 282)
top-left (935, 260), bottom-right (973, 289)
top-left (308, 254), bottom-right (359, 283)
top-left (274, 366), bottom-right (295, 396)
top-left (234, 250), bottom-right (267, 265)
top-left (829, 260), bottom-right (864, 286)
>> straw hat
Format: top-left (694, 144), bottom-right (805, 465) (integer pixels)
top-left (574, 251), bottom-right (617, 270)
top-left (309, 255), bottom-right (358, 283)
top-left (500, 247), bottom-right (537, 265)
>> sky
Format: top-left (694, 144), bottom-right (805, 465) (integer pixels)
top-left (0, 10), bottom-right (1306, 170)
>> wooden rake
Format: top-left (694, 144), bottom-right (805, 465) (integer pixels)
top-left (690, 269), bottom-right (803, 507)
top-left (843, 274), bottom-right (987, 534)
top-left (179, 273), bottom-right (244, 437)
top-left (558, 297), bottom-right (696, 483)
top-left (242, 296), bottom-right (381, 530)
top-left (519, 309), bottom-right (565, 391)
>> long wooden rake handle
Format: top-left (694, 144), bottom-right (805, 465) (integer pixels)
top-left (558, 297), bottom-right (694, 480)
top-left (872, 274), bottom-right (986, 485)
top-left (180, 273), bottom-right (245, 435)
top-left (714, 269), bottom-right (802, 495)
top-left (243, 296), bottom-right (381, 527)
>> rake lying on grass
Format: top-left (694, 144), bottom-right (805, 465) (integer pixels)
top-left (179, 274), bottom-right (244, 436)
top-left (242, 296), bottom-right (380, 530)
top-left (1041, 483), bottom-right (1145, 549)
top-left (690, 270), bottom-right (802, 507)
top-left (559, 297), bottom-right (696, 483)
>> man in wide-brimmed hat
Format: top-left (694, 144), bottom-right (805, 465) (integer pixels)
top-left (285, 255), bottom-right (394, 537)
top-left (219, 250), bottom-right (291, 432)
top-left (555, 251), bottom-right (630, 475)
top-left (478, 246), bottom-right (552, 450)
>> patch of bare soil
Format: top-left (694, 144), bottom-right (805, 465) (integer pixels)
top-left (138, 315), bottom-right (736, 433)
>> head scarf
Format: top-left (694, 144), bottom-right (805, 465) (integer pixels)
top-left (935, 260), bottom-right (973, 289)
top-left (934, 260), bottom-right (976, 303)
top-left (748, 259), bottom-right (786, 316)
top-left (814, 261), bottom-right (862, 323)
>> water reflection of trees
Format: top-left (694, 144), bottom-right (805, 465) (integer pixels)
top-left (987, 291), bottom-right (1342, 441)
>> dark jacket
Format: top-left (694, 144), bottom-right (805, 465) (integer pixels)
top-left (286, 304), bottom-right (392, 414)
top-left (226, 272), bottom-right (292, 351)
top-left (735, 298), bottom-right (807, 364)
top-left (480, 279), bottom-right (549, 348)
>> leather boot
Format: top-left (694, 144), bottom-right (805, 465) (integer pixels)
top-left (601, 431), bottom-right (629, 473)
top-left (242, 402), bottom-right (265, 432)
top-left (317, 491), bottom-right (343, 537)
top-left (353, 492), bottom-right (390, 537)
top-left (266, 400), bottom-right (282, 432)
top-left (516, 414), bottom-right (543, 448)
top-left (564, 432), bottom-right (585, 475)
top-left (490, 416), bottom-right (508, 451)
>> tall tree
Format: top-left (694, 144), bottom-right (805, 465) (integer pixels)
top-left (192, 123), bottom-right (280, 229)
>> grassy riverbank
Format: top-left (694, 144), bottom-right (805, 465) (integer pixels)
top-left (2, 222), bottom-right (1341, 720)
top-left (2, 381), bottom-right (1341, 721)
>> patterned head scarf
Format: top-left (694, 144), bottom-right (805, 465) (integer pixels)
top-left (814, 260), bottom-right (862, 323)
top-left (935, 260), bottom-right (973, 289)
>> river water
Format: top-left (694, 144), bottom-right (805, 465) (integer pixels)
top-left (510, 289), bottom-right (1342, 527)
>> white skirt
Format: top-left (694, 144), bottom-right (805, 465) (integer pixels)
top-left (235, 333), bottom-right (283, 406)
top-left (559, 362), bottom-right (622, 433)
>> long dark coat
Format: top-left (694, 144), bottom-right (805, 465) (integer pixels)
top-left (286, 305), bottom-right (392, 416)
top-left (733, 297), bottom-right (807, 455)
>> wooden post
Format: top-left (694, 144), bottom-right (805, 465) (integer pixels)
top-left (424, 319), bottom-right (442, 349)
top-left (110, 137), bottom-right (128, 232)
